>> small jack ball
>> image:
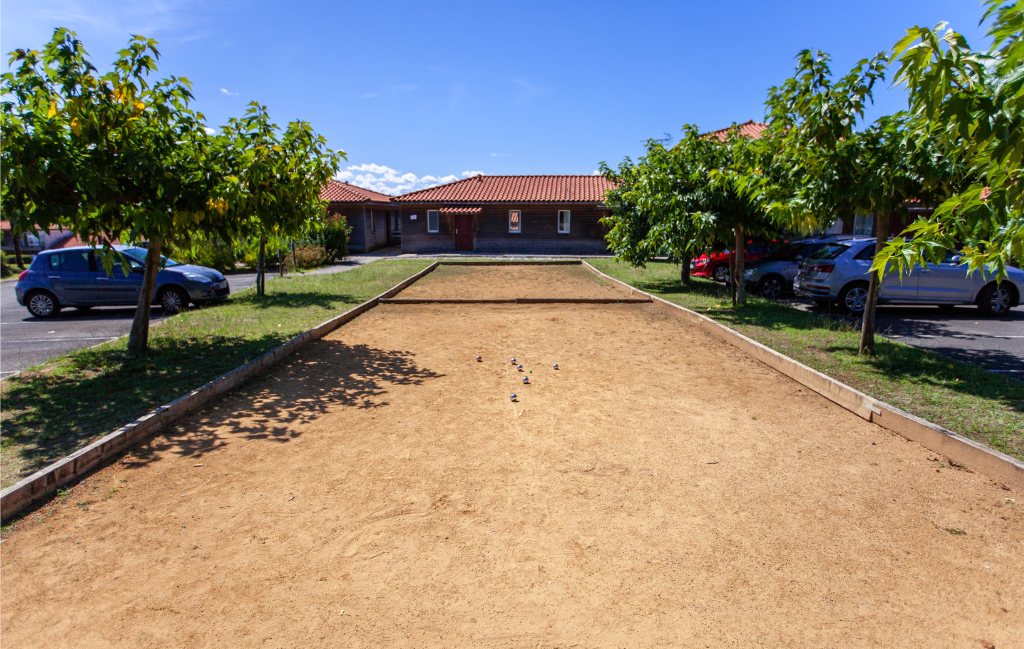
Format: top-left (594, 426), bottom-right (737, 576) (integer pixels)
top-left (522, 377), bottom-right (529, 383)
top-left (476, 356), bottom-right (482, 361)
top-left (553, 363), bottom-right (559, 370)
top-left (517, 364), bottom-right (523, 370)
top-left (510, 393), bottom-right (517, 400)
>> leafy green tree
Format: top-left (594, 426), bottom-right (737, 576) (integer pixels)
top-left (1, 29), bottom-right (238, 353)
top-left (748, 50), bottom-right (954, 355)
top-left (875, 0), bottom-right (1024, 287)
top-left (220, 103), bottom-right (345, 296)
top-left (601, 125), bottom-right (774, 304)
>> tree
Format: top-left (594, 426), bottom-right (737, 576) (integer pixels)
top-left (875, 0), bottom-right (1024, 283)
top-left (600, 125), bottom-right (775, 304)
top-left (220, 103), bottom-right (345, 296)
top-left (747, 50), bottom-right (954, 355)
top-left (1, 29), bottom-right (238, 353)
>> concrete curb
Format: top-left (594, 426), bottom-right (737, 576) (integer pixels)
top-left (0, 262), bottom-right (440, 522)
top-left (581, 260), bottom-right (1024, 491)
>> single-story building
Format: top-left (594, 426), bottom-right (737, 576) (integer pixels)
top-left (321, 180), bottom-right (400, 253)
top-left (393, 175), bottom-right (617, 254)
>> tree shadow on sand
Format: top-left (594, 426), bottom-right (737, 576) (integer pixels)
top-left (122, 340), bottom-right (444, 465)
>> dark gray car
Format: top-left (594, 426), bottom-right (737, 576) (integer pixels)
top-left (742, 236), bottom-right (854, 299)
top-left (15, 245), bottom-right (229, 318)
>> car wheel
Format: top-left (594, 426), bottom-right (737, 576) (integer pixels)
top-left (712, 265), bottom-right (729, 282)
top-left (977, 282), bottom-right (1014, 316)
top-left (26, 291), bottom-right (62, 318)
top-left (838, 282), bottom-right (870, 314)
top-left (757, 275), bottom-right (784, 300)
top-left (159, 287), bottom-right (189, 314)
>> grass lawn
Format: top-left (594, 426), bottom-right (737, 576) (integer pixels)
top-left (0, 260), bottom-right (433, 488)
top-left (589, 259), bottom-right (1024, 462)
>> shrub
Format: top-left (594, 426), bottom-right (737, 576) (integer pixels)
top-left (170, 239), bottom-right (237, 271)
top-left (285, 244), bottom-right (333, 271)
top-left (320, 215), bottom-right (351, 262)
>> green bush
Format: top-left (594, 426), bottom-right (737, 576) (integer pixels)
top-left (1, 252), bottom-right (13, 278)
top-left (320, 215), bottom-right (351, 262)
top-left (285, 244), bottom-right (333, 271)
top-left (170, 239), bottom-right (237, 272)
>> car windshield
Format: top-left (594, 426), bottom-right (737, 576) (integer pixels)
top-left (807, 243), bottom-right (850, 260)
top-left (124, 247), bottom-right (183, 267)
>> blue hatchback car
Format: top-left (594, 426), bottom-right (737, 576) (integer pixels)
top-left (16, 246), bottom-right (230, 318)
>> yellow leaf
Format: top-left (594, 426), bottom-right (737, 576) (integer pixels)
top-left (47, 101), bottom-right (57, 118)
top-left (71, 118), bottom-right (82, 136)
top-left (133, 101), bottom-right (145, 115)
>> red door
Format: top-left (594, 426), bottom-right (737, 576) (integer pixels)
top-left (455, 215), bottom-right (474, 251)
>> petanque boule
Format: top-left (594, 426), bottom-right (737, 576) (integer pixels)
top-left (510, 393), bottom-right (517, 401)
top-left (553, 363), bottom-right (559, 370)
top-left (517, 364), bottom-right (523, 371)
top-left (476, 355), bottom-right (482, 361)
top-left (510, 358), bottom-right (516, 364)
top-left (522, 377), bottom-right (529, 384)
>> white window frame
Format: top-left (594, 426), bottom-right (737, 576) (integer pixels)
top-left (557, 210), bottom-right (570, 234)
top-left (509, 209), bottom-right (522, 234)
top-left (427, 210), bottom-right (439, 233)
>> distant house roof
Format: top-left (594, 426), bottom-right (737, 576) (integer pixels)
top-left (321, 179), bottom-right (394, 204)
top-left (703, 120), bottom-right (767, 142)
top-left (394, 175), bottom-right (617, 204)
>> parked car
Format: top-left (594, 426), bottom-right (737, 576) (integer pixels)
top-left (691, 241), bottom-right (780, 282)
top-left (16, 246), bottom-right (230, 318)
top-left (793, 239), bottom-right (1023, 316)
top-left (743, 236), bottom-right (855, 298)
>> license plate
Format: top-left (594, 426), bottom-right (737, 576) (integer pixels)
top-left (214, 281), bottom-right (227, 290)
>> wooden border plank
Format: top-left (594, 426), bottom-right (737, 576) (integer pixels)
top-left (0, 262), bottom-right (440, 521)
top-left (580, 260), bottom-right (1024, 490)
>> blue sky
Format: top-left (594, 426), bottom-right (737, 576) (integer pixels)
top-left (2, 0), bottom-right (989, 194)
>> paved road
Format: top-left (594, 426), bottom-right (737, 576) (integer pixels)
top-left (0, 251), bottom-right (398, 379)
top-left (789, 301), bottom-right (1024, 377)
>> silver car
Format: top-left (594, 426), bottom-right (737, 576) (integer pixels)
top-left (743, 236), bottom-right (855, 299)
top-left (793, 239), bottom-right (1023, 316)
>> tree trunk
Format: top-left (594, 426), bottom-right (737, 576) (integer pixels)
top-left (278, 247), bottom-right (283, 277)
top-left (680, 257), bottom-right (691, 286)
top-left (858, 211), bottom-right (889, 356)
top-left (291, 240), bottom-right (297, 272)
top-left (729, 248), bottom-right (737, 306)
top-left (12, 234), bottom-right (24, 268)
top-left (734, 225), bottom-right (746, 306)
top-left (127, 237), bottom-right (162, 355)
top-left (256, 235), bottom-right (266, 297)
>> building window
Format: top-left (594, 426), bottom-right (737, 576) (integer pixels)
top-left (509, 210), bottom-right (521, 233)
top-left (427, 210), bottom-right (439, 233)
top-left (370, 210), bottom-right (376, 234)
top-left (853, 212), bottom-right (873, 235)
top-left (558, 210), bottom-right (570, 234)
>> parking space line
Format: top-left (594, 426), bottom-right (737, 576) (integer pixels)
top-left (1, 336), bottom-right (119, 343)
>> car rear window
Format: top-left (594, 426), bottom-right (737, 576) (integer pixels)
top-left (807, 243), bottom-right (850, 260)
top-left (854, 244), bottom-right (877, 260)
top-left (47, 251), bottom-right (91, 271)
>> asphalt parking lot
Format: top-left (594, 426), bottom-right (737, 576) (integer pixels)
top-left (790, 301), bottom-right (1024, 377)
top-left (0, 255), bottom-right (391, 379)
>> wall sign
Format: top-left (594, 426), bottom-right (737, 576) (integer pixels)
top-left (410, 214), bottom-right (417, 220)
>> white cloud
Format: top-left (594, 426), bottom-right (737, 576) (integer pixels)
top-left (220, 88), bottom-right (238, 96)
top-left (203, 127), bottom-right (216, 135)
top-left (357, 92), bottom-right (379, 100)
top-left (491, 153), bottom-right (507, 157)
top-left (337, 163), bottom-right (480, 195)
top-left (593, 170), bottom-right (601, 175)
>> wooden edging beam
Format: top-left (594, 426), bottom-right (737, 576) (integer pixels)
top-left (0, 261), bottom-right (441, 522)
top-left (435, 260), bottom-right (583, 266)
top-left (580, 260), bottom-right (1024, 491)
top-left (379, 297), bottom-right (652, 304)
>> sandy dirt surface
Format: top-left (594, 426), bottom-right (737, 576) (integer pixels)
top-left (396, 263), bottom-right (636, 300)
top-left (2, 268), bottom-right (1023, 648)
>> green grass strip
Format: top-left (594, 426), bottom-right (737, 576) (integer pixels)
top-left (0, 260), bottom-right (432, 488)
top-left (589, 259), bottom-right (1024, 462)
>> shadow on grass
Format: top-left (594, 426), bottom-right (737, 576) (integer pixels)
top-left (233, 290), bottom-right (363, 311)
top-left (121, 339), bottom-right (442, 466)
top-left (2, 333), bottom-right (292, 483)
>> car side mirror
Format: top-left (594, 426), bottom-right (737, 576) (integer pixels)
top-left (132, 266), bottom-right (145, 274)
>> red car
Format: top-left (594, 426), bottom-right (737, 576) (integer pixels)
top-left (690, 242), bottom-right (782, 282)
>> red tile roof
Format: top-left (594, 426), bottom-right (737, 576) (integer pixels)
top-left (321, 179), bottom-right (394, 204)
top-left (704, 120), bottom-right (767, 142)
top-left (394, 175), bottom-right (617, 204)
